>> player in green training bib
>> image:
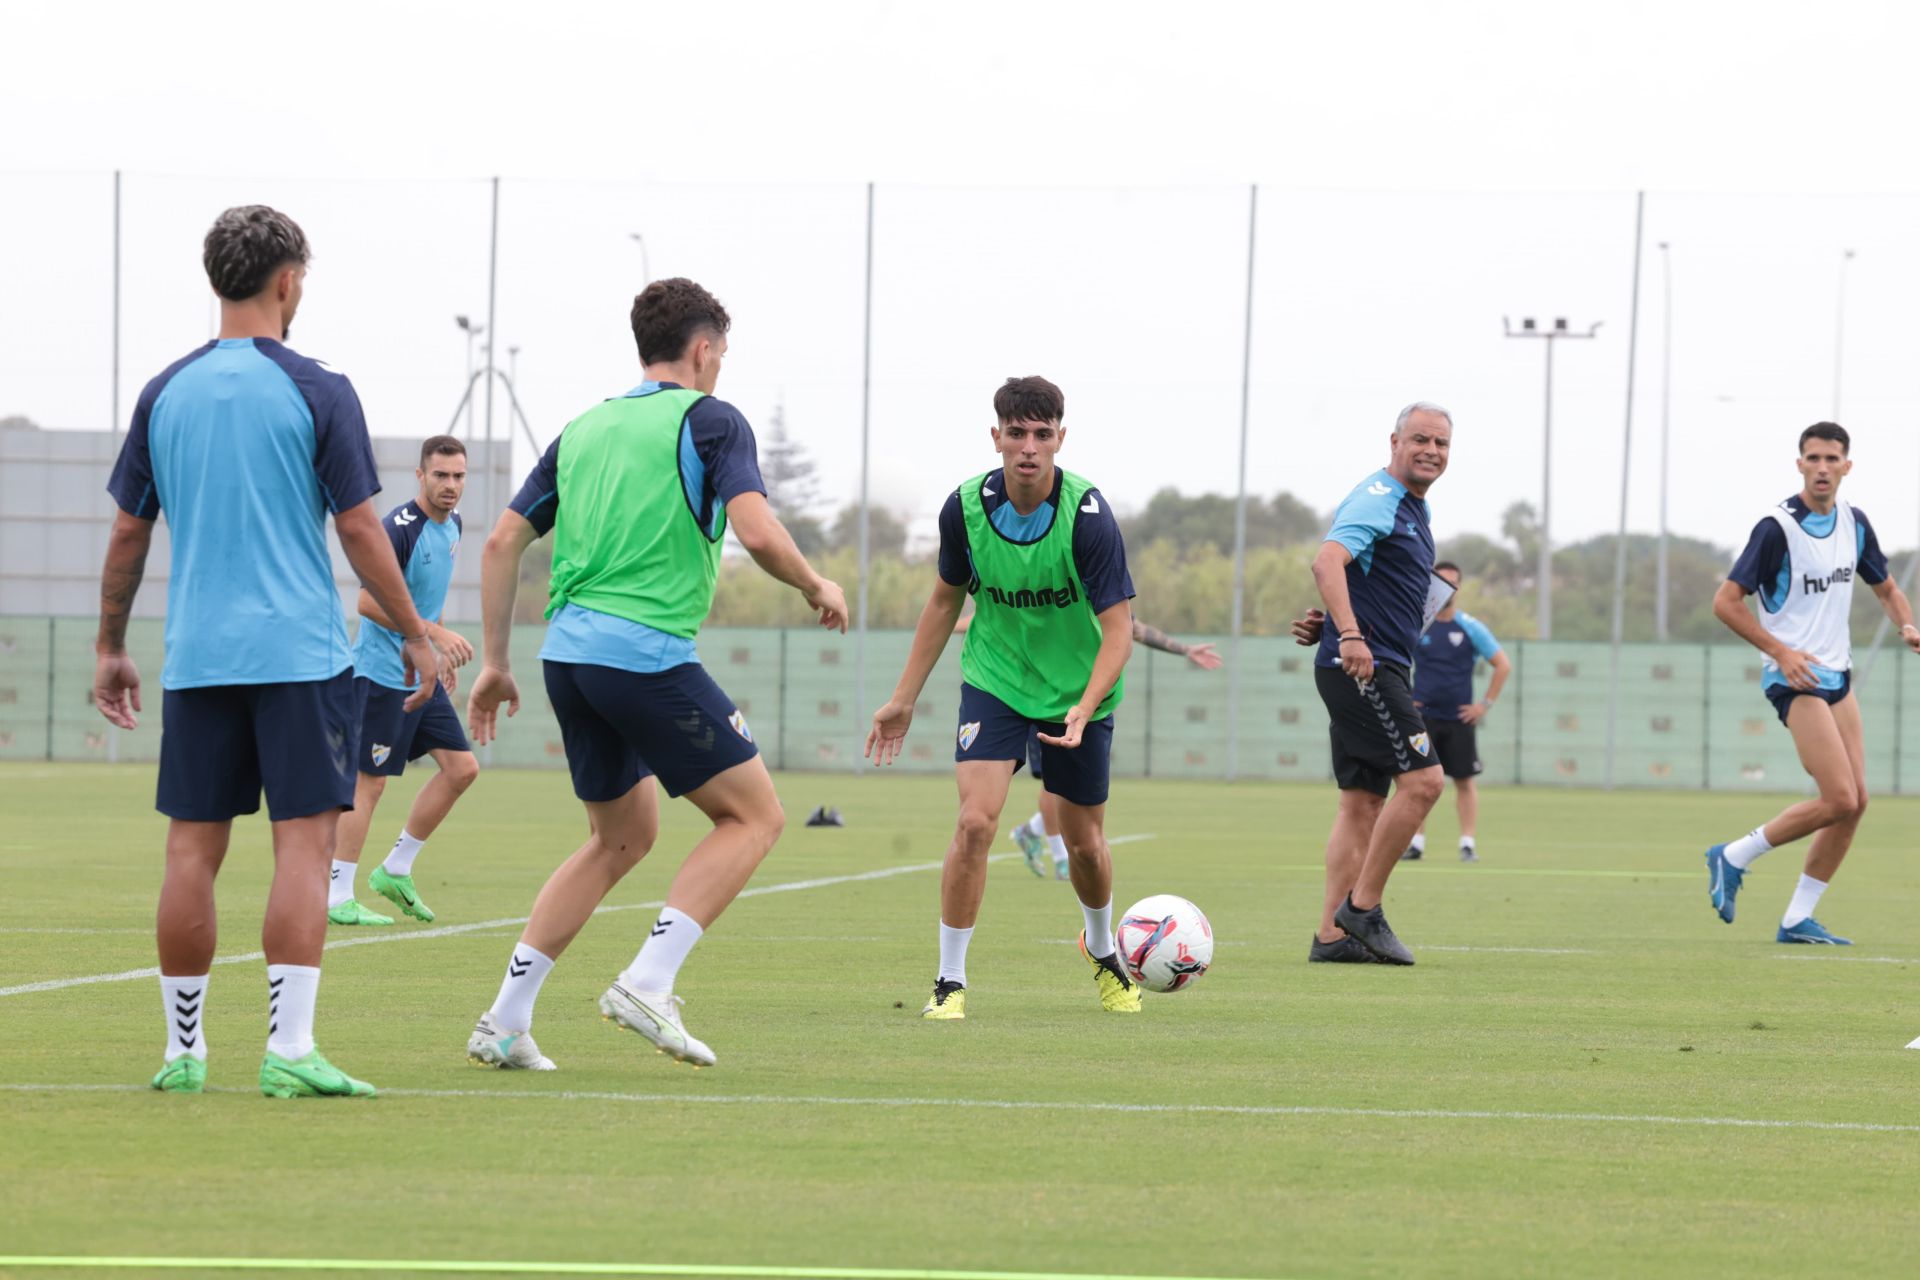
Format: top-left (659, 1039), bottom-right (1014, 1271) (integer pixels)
top-left (465, 278), bottom-right (848, 1070)
top-left (866, 376), bottom-right (1141, 1020)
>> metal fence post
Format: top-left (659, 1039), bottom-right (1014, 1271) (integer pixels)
top-left (45, 615), bottom-right (56, 761)
top-left (777, 627), bottom-right (790, 773)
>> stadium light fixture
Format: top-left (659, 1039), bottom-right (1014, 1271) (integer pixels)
top-left (455, 315), bottom-right (485, 440)
top-left (1503, 314), bottom-right (1602, 640)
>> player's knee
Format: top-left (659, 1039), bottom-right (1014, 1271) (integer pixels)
top-left (358, 773), bottom-right (388, 803)
top-left (1403, 768), bottom-right (1445, 806)
top-left (1817, 782), bottom-right (1862, 824)
top-left (1843, 788), bottom-right (1868, 823)
top-left (956, 807), bottom-right (999, 849)
top-left (446, 754), bottom-right (480, 792)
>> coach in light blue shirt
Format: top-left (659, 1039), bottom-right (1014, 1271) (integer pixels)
top-left (95, 204), bottom-right (437, 1098)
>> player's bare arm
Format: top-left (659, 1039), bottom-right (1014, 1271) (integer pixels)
top-left (337, 498), bottom-right (439, 710)
top-left (1132, 618), bottom-right (1222, 669)
top-left (1712, 578), bottom-right (1819, 690)
top-left (466, 508), bottom-right (537, 744)
top-left (1869, 576), bottom-right (1920, 654)
top-left (359, 588), bottom-right (474, 670)
top-left (1038, 600), bottom-right (1132, 750)
top-left (726, 490), bottom-right (848, 633)
top-left (1461, 649), bottom-right (1512, 724)
top-left (1310, 542), bottom-right (1373, 681)
top-left (92, 508), bottom-right (155, 729)
top-left (866, 577), bottom-right (968, 766)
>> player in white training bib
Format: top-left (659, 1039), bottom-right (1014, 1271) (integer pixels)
top-left (1703, 423), bottom-right (1920, 945)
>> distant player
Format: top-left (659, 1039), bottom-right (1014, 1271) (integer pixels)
top-left (1703, 423), bottom-right (1919, 944)
top-left (1403, 560), bottom-right (1510, 864)
top-left (328, 435), bottom-right (480, 927)
top-left (867, 375), bottom-right (1139, 1020)
top-left (465, 277), bottom-right (846, 1070)
top-left (96, 205), bottom-right (438, 1097)
top-left (1004, 618), bottom-right (1223, 879)
top-left (1293, 402), bottom-right (1454, 966)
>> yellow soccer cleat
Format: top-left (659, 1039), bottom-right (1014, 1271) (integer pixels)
top-left (1080, 930), bottom-right (1142, 1013)
top-left (920, 979), bottom-right (966, 1020)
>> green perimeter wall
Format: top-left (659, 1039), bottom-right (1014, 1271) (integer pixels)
top-left (6, 617), bottom-right (1919, 793)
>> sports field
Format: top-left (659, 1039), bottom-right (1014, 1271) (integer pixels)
top-left (5, 761), bottom-right (1919, 1279)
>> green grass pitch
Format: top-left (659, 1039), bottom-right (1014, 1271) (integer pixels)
top-left (5, 762), bottom-right (1920, 1279)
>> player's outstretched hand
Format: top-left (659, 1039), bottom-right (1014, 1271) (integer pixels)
top-left (808, 578), bottom-right (850, 634)
top-left (1184, 642), bottom-right (1225, 670)
top-left (1776, 648), bottom-right (1821, 691)
top-left (401, 635), bottom-right (441, 711)
top-left (1290, 609), bottom-right (1326, 647)
top-left (467, 666), bottom-right (520, 746)
top-left (1037, 704), bottom-right (1090, 750)
top-left (1902, 623), bottom-right (1920, 655)
top-left (439, 660), bottom-right (460, 697)
top-left (92, 651), bottom-right (142, 730)
top-left (865, 698), bottom-right (916, 766)
top-left (1339, 637), bottom-right (1375, 684)
top-left (434, 625), bottom-right (475, 669)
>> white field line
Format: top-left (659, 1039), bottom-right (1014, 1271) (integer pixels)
top-left (0, 835), bottom-right (1155, 1000)
top-left (1773, 954), bottom-right (1916, 964)
top-left (3, 1081), bottom-right (1915, 1135)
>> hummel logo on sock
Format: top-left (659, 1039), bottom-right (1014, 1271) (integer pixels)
top-left (650, 921), bottom-right (671, 938)
top-left (508, 955), bottom-right (532, 979)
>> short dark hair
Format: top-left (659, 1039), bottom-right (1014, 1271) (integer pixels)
top-left (203, 205), bottom-right (310, 302)
top-left (630, 277), bottom-right (731, 365)
top-left (1799, 422), bottom-right (1850, 455)
top-left (993, 376), bottom-right (1065, 424)
top-left (1434, 560), bottom-right (1462, 578)
top-left (419, 435), bottom-right (466, 469)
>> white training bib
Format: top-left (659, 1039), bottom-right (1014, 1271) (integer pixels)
top-left (1758, 502), bottom-right (1857, 676)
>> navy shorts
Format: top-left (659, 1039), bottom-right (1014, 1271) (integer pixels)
top-left (1765, 671), bottom-right (1853, 726)
top-left (955, 682), bottom-right (1114, 807)
top-left (1315, 661), bottom-right (1435, 797)
top-left (157, 671), bottom-right (359, 823)
top-left (355, 677), bottom-right (471, 777)
top-left (543, 660), bottom-right (758, 801)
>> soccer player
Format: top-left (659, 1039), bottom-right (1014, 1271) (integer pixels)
top-left (1703, 423), bottom-right (1919, 944)
top-left (95, 205), bottom-right (438, 1097)
top-left (1294, 402), bottom-right (1453, 966)
top-left (1005, 619), bottom-right (1223, 879)
top-left (866, 375), bottom-right (1139, 1020)
top-left (328, 435), bottom-right (480, 927)
top-left (1403, 560), bottom-right (1510, 864)
top-left (464, 277), bottom-right (846, 1070)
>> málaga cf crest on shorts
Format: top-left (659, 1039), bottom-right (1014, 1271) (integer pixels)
top-left (370, 743), bottom-right (392, 767)
top-left (1408, 732), bottom-right (1431, 758)
top-left (958, 721), bottom-right (981, 751)
top-left (728, 710), bottom-right (753, 742)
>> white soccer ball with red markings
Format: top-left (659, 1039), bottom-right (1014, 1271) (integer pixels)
top-left (1116, 894), bottom-right (1213, 993)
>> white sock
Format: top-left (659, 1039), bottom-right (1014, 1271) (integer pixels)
top-left (266, 964), bottom-right (319, 1061)
top-left (488, 944), bottom-right (555, 1031)
top-left (1028, 810), bottom-right (1044, 834)
top-left (1081, 900), bottom-right (1116, 959)
top-left (161, 974), bottom-right (208, 1062)
top-left (937, 922), bottom-right (973, 985)
top-left (1460, 835), bottom-right (1476, 852)
top-left (1047, 833), bottom-right (1069, 871)
top-left (382, 829), bottom-right (426, 877)
top-left (1410, 833), bottom-right (1427, 853)
top-left (1782, 874), bottom-right (1828, 928)
top-left (327, 860), bottom-right (357, 907)
top-left (1724, 826), bottom-right (1774, 870)
top-left (620, 907), bottom-right (704, 996)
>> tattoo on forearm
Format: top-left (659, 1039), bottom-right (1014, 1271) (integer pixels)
top-left (98, 563), bottom-right (144, 650)
top-left (1133, 622), bottom-right (1188, 656)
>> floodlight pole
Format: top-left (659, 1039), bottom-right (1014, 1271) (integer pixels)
top-left (1656, 241), bottom-right (1672, 642)
top-left (854, 182), bottom-right (874, 774)
top-left (628, 232), bottom-right (651, 288)
top-left (1225, 183), bottom-right (1257, 783)
top-left (1832, 248), bottom-right (1855, 419)
top-left (484, 176), bottom-right (500, 549)
top-left (1603, 191), bottom-right (1646, 791)
top-left (1504, 315), bottom-right (1601, 640)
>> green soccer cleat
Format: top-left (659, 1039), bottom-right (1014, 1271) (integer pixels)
top-left (259, 1047), bottom-right (377, 1098)
top-left (327, 898), bottom-right (395, 927)
top-left (151, 1056), bottom-right (206, 1093)
top-left (920, 979), bottom-right (966, 1020)
top-left (1080, 931), bottom-right (1143, 1012)
top-left (369, 865), bottom-right (436, 922)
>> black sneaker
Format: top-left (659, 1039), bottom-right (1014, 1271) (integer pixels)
top-left (1459, 846), bottom-right (1479, 864)
top-left (1333, 895), bottom-right (1416, 965)
top-left (1399, 846), bottom-right (1423, 861)
top-left (1308, 933), bottom-right (1379, 964)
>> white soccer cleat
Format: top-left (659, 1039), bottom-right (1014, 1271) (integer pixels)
top-left (598, 982), bottom-right (717, 1067)
top-left (466, 1012), bottom-right (556, 1071)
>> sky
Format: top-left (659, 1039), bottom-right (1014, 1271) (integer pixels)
top-left (4, 0), bottom-right (1919, 557)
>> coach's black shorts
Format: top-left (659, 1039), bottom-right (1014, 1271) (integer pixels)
top-left (1314, 661), bottom-right (1438, 797)
top-left (543, 660), bottom-right (758, 802)
top-left (355, 677), bottom-right (471, 777)
top-left (1764, 671), bottom-right (1853, 726)
top-left (157, 670), bottom-right (359, 822)
top-left (1423, 717), bottom-right (1482, 780)
top-left (956, 682), bottom-right (1113, 807)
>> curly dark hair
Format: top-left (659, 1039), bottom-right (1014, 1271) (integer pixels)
top-left (993, 375), bottom-right (1064, 424)
top-left (630, 277), bottom-right (732, 365)
top-left (202, 205), bottom-right (310, 302)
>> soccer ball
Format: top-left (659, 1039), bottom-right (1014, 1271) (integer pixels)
top-left (1116, 894), bottom-right (1213, 993)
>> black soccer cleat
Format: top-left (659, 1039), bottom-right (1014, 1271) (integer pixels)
top-left (1308, 933), bottom-right (1380, 964)
top-left (1333, 895), bottom-right (1415, 966)
top-left (1399, 846), bottom-right (1423, 862)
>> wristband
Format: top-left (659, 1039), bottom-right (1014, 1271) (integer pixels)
top-left (1338, 633), bottom-right (1365, 644)
top-left (405, 633), bottom-right (429, 644)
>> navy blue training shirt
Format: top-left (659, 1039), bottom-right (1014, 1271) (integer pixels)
top-left (1316, 468), bottom-right (1437, 670)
